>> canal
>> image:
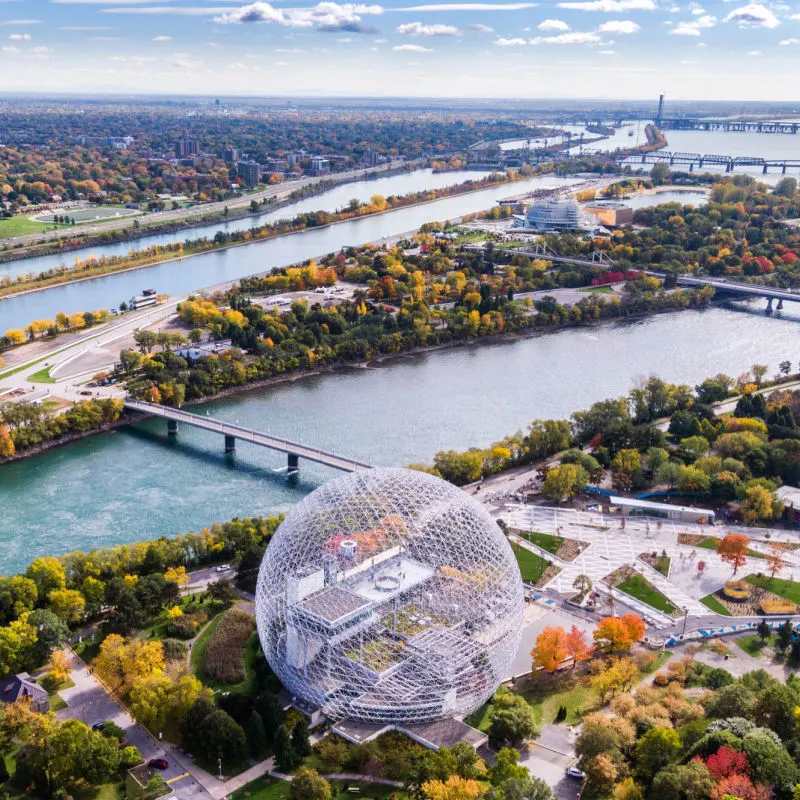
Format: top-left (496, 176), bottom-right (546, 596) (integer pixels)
top-left (0, 301), bottom-right (798, 574)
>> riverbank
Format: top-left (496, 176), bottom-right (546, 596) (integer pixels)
top-left (0, 168), bottom-right (555, 303)
top-left (0, 295), bottom-right (712, 467)
top-left (0, 162), bottom-right (415, 266)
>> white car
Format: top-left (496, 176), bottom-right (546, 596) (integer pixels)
top-left (566, 768), bottom-right (586, 780)
top-left (215, 564), bottom-right (232, 573)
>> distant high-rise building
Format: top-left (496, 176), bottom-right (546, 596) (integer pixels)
top-left (175, 138), bottom-right (200, 158)
top-left (237, 161), bottom-right (261, 186)
top-left (223, 147), bottom-right (239, 163)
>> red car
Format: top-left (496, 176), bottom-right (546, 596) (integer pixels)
top-left (148, 759), bottom-right (168, 770)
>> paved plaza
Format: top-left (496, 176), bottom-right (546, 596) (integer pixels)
top-left (500, 505), bottom-right (800, 626)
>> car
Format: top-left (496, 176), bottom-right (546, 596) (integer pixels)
top-left (566, 767), bottom-right (586, 780)
top-left (91, 721), bottom-right (106, 731)
top-left (148, 759), bottom-right (169, 770)
top-left (216, 564), bottom-right (231, 572)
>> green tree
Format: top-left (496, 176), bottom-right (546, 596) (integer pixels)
top-left (649, 761), bottom-right (714, 800)
top-left (80, 577), bottom-right (106, 618)
top-left (755, 683), bottom-right (798, 741)
top-left (274, 724), bottom-right (297, 772)
top-left (633, 727), bottom-right (681, 781)
top-left (703, 683), bottom-right (755, 720)
top-left (182, 696), bottom-right (215, 754)
top-left (197, 710), bottom-right (248, 766)
top-left (742, 728), bottom-right (800, 794)
top-left (487, 692), bottom-right (540, 746)
top-left (432, 450), bottom-right (483, 485)
top-left (247, 710), bottom-right (268, 759)
top-left (27, 609), bottom-right (69, 667)
top-left (541, 463), bottom-right (588, 502)
top-left (291, 716), bottom-right (311, 758)
top-left (26, 557), bottom-right (66, 599)
top-left (121, 745), bottom-right (142, 767)
top-left (290, 767), bottom-right (332, 800)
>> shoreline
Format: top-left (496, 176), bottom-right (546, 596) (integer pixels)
top-left (0, 170), bottom-right (548, 304)
top-left (0, 298), bottom-right (710, 467)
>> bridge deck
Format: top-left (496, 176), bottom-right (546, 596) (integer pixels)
top-left (123, 400), bottom-right (372, 472)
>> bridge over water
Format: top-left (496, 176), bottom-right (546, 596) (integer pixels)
top-left (616, 150), bottom-right (800, 174)
top-left (658, 119), bottom-right (800, 135)
top-left (123, 399), bottom-right (373, 473)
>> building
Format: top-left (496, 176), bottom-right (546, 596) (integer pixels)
top-left (513, 198), bottom-right (585, 232)
top-left (0, 673), bottom-right (49, 713)
top-left (609, 495), bottom-right (716, 524)
top-left (777, 485), bottom-right (800, 525)
top-left (237, 161), bottom-right (261, 186)
top-left (222, 147), bottom-right (240, 163)
top-left (361, 149), bottom-right (385, 167)
top-left (255, 468), bottom-right (523, 725)
top-left (309, 156), bottom-right (330, 175)
top-left (175, 138), bottom-right (200, 158)
top-left (584, 200), bottom-right (634, 227)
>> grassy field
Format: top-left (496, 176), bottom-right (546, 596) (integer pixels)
top-left (651, 554), bottom-right (671, 577)
top-left (616, 573), bottom-right (677, 614)
top-left (511, 542), bottom-right (550, 583)
top-left (747, 574), bottom-right (800, 603)
top-left (737, 633), bottom-right (775, 657)
top-left (0, 215), bottom-right (71, 239)
top-left (518, 530), bottom-right (564, 555)
top-left (28, 366), bottom-right (55, 383)
top-left (581, 285), bottom-right (614, 293)
top-left (699, 593), bottom-right (732, 616)
top-left (231, 777), bottom-right (395, 800)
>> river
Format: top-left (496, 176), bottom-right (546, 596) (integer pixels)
top-left (0, 301), bottom-right (798, 574)
top-left (0, 173), bottom-right (581, 331)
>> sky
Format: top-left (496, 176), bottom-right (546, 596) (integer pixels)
top-left (1, 0), bottom-right (800, 98)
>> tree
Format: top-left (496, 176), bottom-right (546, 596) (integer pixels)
top-left (742, 728), bottom-right (800, 793)
top-left (487, 691), bottom-right (539, 746)
top-left (593, 614), bottom-right (644, 651)
top-left (27, 609), bottom-right (69, 667)
top-left (766, 545), bottom-right (786, 580)
top-left (531, 626), bottom-right (568, 672)
top-left (703, 683), bottom-right (756, 720)
top-left (121, 745), bottom-right (142, 767)
top-left (48, 589), bottom-right (86, 625)
top-left (247, 710), bottom-right (268, 759)
top-left (777, 620), bottom-right (794, 651)
top-left (740, 486), bottom-right (783, 526)
top-left (612, 778), bottom-right (643, 800)
top-left (757, 619), bottom-right (771, 642)
top-left (181, 696), bottom-right (214, 754)
top-left (197, 710), bottom-right (248, 766)
top-left (492, 775), bottom-right (553, 800)
top-left (754, 682), bottom-right (798, 741)
top-left (422, 775), bottom-right (484, 800)
top-left (50, 651), bottom-right (71, 685)
top-left (585, 753), bottom-right (618, 793)
top-left (274, 723), bottom-right (297, 772)
top-left (633, 727), bottom-right (681, 781)
top-left (80, 576), bottom-right (105, 618)
top-left (291, 767), bottom-right (333, 800)
top-left (611, 449), bottom-right (642, 491)
top-left (649, 761), bottom-right (714, 800)
top-left (541, 464), bottom-right (588, 502)
top-left (130, 672), bottom-right (173, 732)
top-left (565, 625), bottom-right (592, 668)
top-left (25, 556), bottom-right (66, 599)
top-left (717, 533), bottom-right (750, 574)
top-left (291, 716), bottom-right (311, 758)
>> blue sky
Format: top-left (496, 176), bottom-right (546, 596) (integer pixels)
top-left (1, 0), bottom-right (799, 97)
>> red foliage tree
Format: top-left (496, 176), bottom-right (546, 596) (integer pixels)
top-left (704, 746), bottom-right (748, 781)
top-left (711, 773), bottom-right (769, 800)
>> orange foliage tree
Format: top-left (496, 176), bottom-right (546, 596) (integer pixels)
top-left (531, 626), bottom-right (568, 672)
top-left (765, 544), bottom-right (786, 579)
top-left (593, 613), bottom-right (646, 652)
top-left (717, 533), bottom-right (750, 575)
top-left (565, 624), bottom-right (593, 668)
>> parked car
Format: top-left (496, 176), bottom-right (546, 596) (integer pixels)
top-left (91, 721), bottom-right (105, 731)
top-left (215, 564), bottom-right (231, 572)
top-left (566, 768), bottom-right (586, 780)
top-left (148, 759), bottom-right (169, 770)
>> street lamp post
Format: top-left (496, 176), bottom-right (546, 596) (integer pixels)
top-left (218, 755), bottom-right (223, 780)
top-left (682, 606), bottom-right (689, 637)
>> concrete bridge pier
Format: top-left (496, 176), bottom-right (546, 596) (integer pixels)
top-left (167, 419), bottom-right (179, 436)
top-left (288, 453), bottom-right (300, 473)
top-left (767, 297), bottom-right (774, 312)
top-left (783, 164), bottom-right (788, 174)
top-left (777, 298), bottom-right (784, 310)
top-left (225, 435), bottom-right (236, 453)
top-left (763, 164), bottom-right (769, 174)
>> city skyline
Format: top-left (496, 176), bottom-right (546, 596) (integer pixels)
top-left (2, 0), bottom-right (800, 98)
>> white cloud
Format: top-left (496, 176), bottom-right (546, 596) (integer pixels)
top-left (667, 3), bottom-right (680, 9)
top-left (1, 19), bottom-right (41, 24)
top-left (104, 7), bottom-right (231, 14)
top-left (747, 48), bottom-right (761, 53)
top-left (276, 46), bottom-right (304, 51)
top-left (537, 17), bottom-right (569, 29)
top-left (274, 59), bottom-right (289, 64)
top-left (204, 41), bottom-right (219, 47)
top-left (670, 23), bottom-right (700, 32)
top-left (598, 19), bottom-right (639, 32)
top-left (397, 2), bottom-right (536, 9)
top-left (779, 36), bottom-right (800, 43)
top-left (396, 21), bottom-right (459, 34)
top-left (214, 1), bottom-right (383, 31)
top-left (530, 30), bottom-right (601, 42)
top-left (468, 22), bottom-right (493, 31)
top-left (8, 32), bottom-right (30, 39)
top-left (723, 3), bottom-right (780, 27)
top-left (1, 44), bottom-right (18, 52)
top-left (392, 42), bottom-right (432, 49)
top-left (669, 13), bottom-right (715, 33)
top-left (152, 34), bottom-right (172, 40)
top-left (31, 45), bottom-right (51, 52)
top-left (493, 35), bottom-right (527, 43)
top-left (599, 47), bottom-right (615, 52)
top-left (557, 0), bottom-right (654, 10)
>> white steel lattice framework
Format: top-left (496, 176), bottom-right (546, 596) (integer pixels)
top-left (255, 468), bottom-right (524, 724)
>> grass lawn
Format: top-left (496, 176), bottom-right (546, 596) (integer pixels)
top-left (467, 651), bottom-right (671, 730)
top-left (28, 366), bottom-right (55, 383)
top-left (652, 555), bottom-right (671, 577)
top-left (190, 610), bottom-right (259, 695)
top-left (616, 573), bottom-right (677, 615)
top-left (699, 593), bottom-right (732, 616)
top-left (581, 285), bottom-right (614, 293)
top-left (49, 693), bottom-right (67, 712)
top-left (746, 574), bottom-right (800, 604)
top-left (0, 215), bottom-right (72, 239)
top-left (511, 542), bottom-right (550, 583)
top-left (518, 530), bottom-right (564, 556)
top-left (737, 634), bottom-right (775, 657)
top-left (139, 593), bottom-right (226, 640)
top-left (231, 776), bottom-right (290, 800)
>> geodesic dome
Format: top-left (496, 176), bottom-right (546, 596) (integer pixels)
top-left (255, 467), bottom-right (524, 725)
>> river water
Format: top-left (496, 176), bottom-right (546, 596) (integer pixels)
top-left (0, 169), bottom-right (494, 283)
top-left (0, 174), bottom-right (581, 331)
top-left (0, 301), bottom-right (798, 574)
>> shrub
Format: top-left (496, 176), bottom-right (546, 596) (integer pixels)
top-left (168, 609), bottom-right (208, 639)
top-left (204, 609), bottom-right (256, 684)
top-left (162, 638), bottom-right (189, 661)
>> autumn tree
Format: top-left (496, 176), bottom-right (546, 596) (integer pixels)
top-left (532, 626), bottom-right (568, 673)
top-left (740, 486), bottom-right (783, 526)
top-left (717, 533), bottom-right (750, 575)
top-left (50, 651), bottom-right (72, 685)
top-left (541, 464), bottom-right (588, 502)
top-left (565, 625), bottom-right (592, 668)
top-left (766, 544), bottom-right (786, 579)
top-left (422, 775), bottom-right (485, 800)
top-left (291, 767), bottom-right (333, 800)
top-left (593, 614), bottom-right (645, 652)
